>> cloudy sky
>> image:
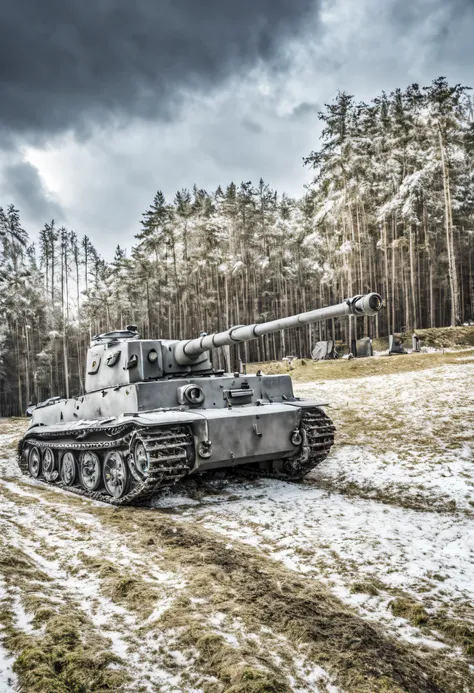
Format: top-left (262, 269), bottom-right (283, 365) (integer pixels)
top-left (1, 0), bottom-right (473, 257)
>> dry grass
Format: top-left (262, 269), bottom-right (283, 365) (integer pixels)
top-left (65, 550), bottom-right (303, 691)
top-left (436, 620), bottom-right (474, 657)
top-left (0, 546), bottom-right (128, 693)
top-left (390, 598), bottom-right (430, 627)
top-left (75, 549), bottom-right (296, 691)
top-left (5, 611), bottom-right (126, 693)
top-left (371, 326), bottom-right (474, 351)
top-left (158, 601), bottom-right (292, 693)
top-left (389, 598), bottom-right (474, 656)
top-left (77, 552), bottom-right (164, 619)
top-left (2, 467), bottom-right (473, 691)
top-left (350, 580), bottom-right (382, 597)
top-left (414, 326), bottom-right (474, 348)
top-left (0, 417), bottom-right (28, 433)
top-left (87, 505), bottom-right (474, 693)
top-left (4, 477), bottom-right (470, 692)
top-left (246, 347), bottom-right (474, 382)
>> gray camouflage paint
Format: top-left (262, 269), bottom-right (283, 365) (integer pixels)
top-left (29, 294), bottom-right (381, 472)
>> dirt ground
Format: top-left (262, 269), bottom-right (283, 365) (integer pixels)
top-left (1, 349), bottom-right (474, 693)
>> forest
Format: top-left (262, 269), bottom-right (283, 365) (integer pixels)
top-left (0, 77), bottom-right (473, 416)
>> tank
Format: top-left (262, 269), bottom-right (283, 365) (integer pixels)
top-left (18, 293), bottom-right (382, 505)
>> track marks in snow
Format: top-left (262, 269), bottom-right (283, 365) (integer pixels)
top-left (172, 477), bottom-right (474, 652)
top-left (0, 478), bottom-right (207, 693)
top-left (0, 474), bottom-right (340, 692)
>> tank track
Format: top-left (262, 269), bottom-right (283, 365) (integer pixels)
top-left (17, 423), bottom-right (194, 506)
top-left (236, 406), bottom-right (335, 481)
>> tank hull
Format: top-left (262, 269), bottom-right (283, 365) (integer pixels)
top-left (18, 378), bottom-right (335, 504)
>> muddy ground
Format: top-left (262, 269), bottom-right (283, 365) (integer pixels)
top-left (1, 350), bottom-right (473, 693)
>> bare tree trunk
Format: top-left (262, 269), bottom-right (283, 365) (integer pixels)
top-left (383, 221), bottom-right (391, 336)
top-left (439, 126), bottom-right (459, 325)
top-left (62, 334), bottom-right (70, 399)
top-left (24, 324), bottom-right (30, 407)
top-left (391, 216), bottom-right (396, 333)
top-left (469, 238), bottom-right (474, 321)
top-left (409, 226), bottom-right (417, 329)
top-left (16, 323), bottom-right (23, 415)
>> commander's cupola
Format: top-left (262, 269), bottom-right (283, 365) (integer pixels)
top-left (90, 325), bottom-right (139, 346)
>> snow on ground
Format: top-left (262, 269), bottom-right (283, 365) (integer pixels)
top-left (0, 466), bottom-right (209, 692)
top-left (0, 429), bottom-right (339, 693)
top-left (156, 361), bottom-right (474, 651)
top-left (0, 582), bottom-right (17, 693)
top-left (301, 362), bottom-right (474, 512)
top-left (0, 644), bottom-right (16, 693)
top-left (170, 476), bottom-right (474, 647)
top-left (1, 358), bottom-right (473, 689)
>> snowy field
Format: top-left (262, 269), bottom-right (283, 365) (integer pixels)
top-left (1, 353), bottom-right (474, 693)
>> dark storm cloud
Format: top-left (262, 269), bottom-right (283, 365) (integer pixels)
top-left (430, 0), bottom-right (474, 65)
top-left (290, 102), bottom-right (320, 119)
top-left (1, 162), bottom-right (65, 222)
top-left (390, 0), bottom-right (473, 33)
top-left (0, 0), bottom-right (316, 140)
top-left (242, 118), bottom-right (264, 134)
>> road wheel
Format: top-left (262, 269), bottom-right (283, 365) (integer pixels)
top-left (130, 438), bottom-right (150, 482)
top-left (103, 450), bottom-right (129, 499)
top-left (43, 448), bottom-right (58, 482)
top-left (79, 451), bottom-right (102, 492)
top-left (28, 446), bottom-right (42, 478)
top-left (61, 451), bottom-right (77, 486)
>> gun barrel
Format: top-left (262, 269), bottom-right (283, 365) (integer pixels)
top-left (175, 292), bottom-right (382, 365)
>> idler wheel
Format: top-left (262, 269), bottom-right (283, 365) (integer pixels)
top-left (43, 448), bottom-right (58, 482)
top-left (103, 450), bottom-right (129, 499)
top-left (79, 451), bottom-right (102, 492)
top-left (28, 446), bottom-right (42, 478)
top-left (61, 451), bottom-right (77, 486)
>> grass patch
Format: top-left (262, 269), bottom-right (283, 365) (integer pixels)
top-left (89, 505), bottom-right (474, 693)
top-left (373, 327), bottom-right (474, 351)
top-left (78, 555), bottom-right (293, 690)
top-left (414, 326), bottom-right (474, 349)
top-left (0, 550), bottom-right (51, 580)
top-left (350, 580), bottom-right (381, 597)
top-left (433, 619), bottom-right (474, 656)
top-left (390, 598), bottom-right (430, 626)
top-left (390, 598), bottom-right (474, 656)
top-left (77, 553), bottom-right (165, 619)
top-left (0, 418), bottom-right (28, 435)
top-left (5, 610), bottom-right (126, 693)
top-left (0, 546), bottom-right (128, 693)
top-left (159, 603), bottom-right (290, 693)
top-left (227, 667), bottom-right (289, 693)
top-left (246, 347), bottom-right (474, 382)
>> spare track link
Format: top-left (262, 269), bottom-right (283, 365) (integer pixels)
top-left (17, 423), bottom-right (194, 506)
top-left (237, 406), bottom-right (335, 481)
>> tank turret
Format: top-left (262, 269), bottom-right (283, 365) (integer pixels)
top-left (82, 293), bottom-right (381, 390)
top-left (18, 293), bottom-right (382, 505)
